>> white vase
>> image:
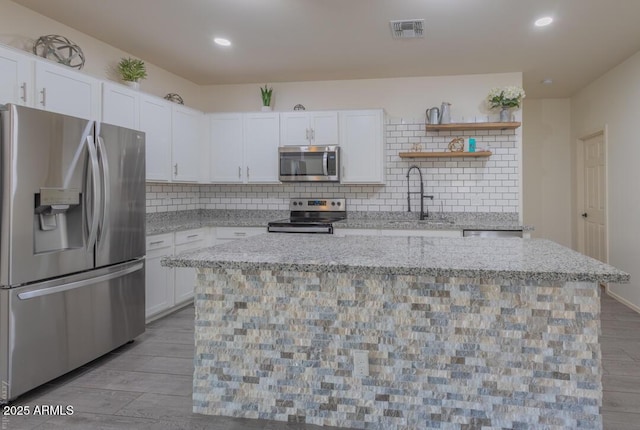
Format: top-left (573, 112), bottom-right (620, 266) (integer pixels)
top-left (124, 81), bottom-right (140, 91)
top-left (261, 106), bottom-right (272, 112)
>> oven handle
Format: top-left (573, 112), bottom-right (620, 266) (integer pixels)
top-left (322, 151), bottom-right (329, 176)
top-left (268, 225), bottom-right (333, 234)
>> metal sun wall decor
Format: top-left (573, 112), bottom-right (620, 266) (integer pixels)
top-left (33, 35), bottom-right (85, 70)
top-left (164, 93), bottom-right (184, 105)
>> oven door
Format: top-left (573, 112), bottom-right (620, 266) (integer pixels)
top-left (279, 146), bottom-right (340, 182)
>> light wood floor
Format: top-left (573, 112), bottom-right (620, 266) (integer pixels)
top-left (5, 291), bottom-right (640, 429)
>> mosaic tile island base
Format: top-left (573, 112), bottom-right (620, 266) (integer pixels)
top-left (162, 235), bottom-right (629, 430)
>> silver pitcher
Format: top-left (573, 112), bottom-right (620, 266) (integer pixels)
top-left (427, 107), bottom-right (440, 125)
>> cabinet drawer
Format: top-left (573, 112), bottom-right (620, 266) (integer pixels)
top-left (175, 228), bottom-right (208, 245)
top-left (146, 233), bottom-right (174, 251)
top-left (215, 227), bottom-right (265, 240)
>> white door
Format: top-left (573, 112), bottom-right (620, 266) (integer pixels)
top-left (310, 111), bottom-right (339, 146)
top-left (209, 113), bottom-right (244, 183)
top-left (102, 82), bottom-right (139, 129)
top-left (172, 105), bottom-right (202, 182)
top-left (280, 112), bottom-right (311, 146)
top-left (582, 133), bottom-right (607, 262)
top-left (174, 239), bottom-right (205, 304)
top-left (140, 95), bottom-right (173, 181)
top-left (244, 112), bottom-right (280, 183)
top-left (34, 61), bottom-right (100, 120)
top-left (339, 110), bottom-right (384, 184)
top-left (0, 46), bottom-right (32, 106)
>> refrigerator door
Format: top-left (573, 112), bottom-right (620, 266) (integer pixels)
top-left (95, 122), bottom-right (146, 267)
top-left (0, 259), bottom-right (145, 402)
top-left (0, 104), bottom-right (97, 287)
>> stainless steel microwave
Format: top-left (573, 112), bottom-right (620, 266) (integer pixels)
top-left (278, 145), bottom-right (340, 182)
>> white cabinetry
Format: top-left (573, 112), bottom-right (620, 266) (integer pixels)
top-left (34, 60), bottom-right (100, 120)
top-left (102, 82), bottom-right (139, 129)
top-left (145, 233), bottom-right (175, 319)
top-left (280, 111), bottom-right (338, 146)
top-left (211, 227), bottom-right (265, 245)
top-left (173, 228), bottom-right (207, 304)
top-left (172, 105), bottom-right (204, 182)
top-left (209, 112), bottom-right (280, 183)
top-left (339, 109), bottom-right (385, 184)
top-left (0, 45), bottom-right (32, 106)
top-left (140, 95), bottom-right (173, 182)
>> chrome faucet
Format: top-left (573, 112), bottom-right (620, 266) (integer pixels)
top-left (406, 165), bottom-right (434, 220)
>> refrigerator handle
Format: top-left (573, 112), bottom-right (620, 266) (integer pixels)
top-left (96, 136), bottom-right (110, 243)
top-left (85, 135), bottom-right (100, 249)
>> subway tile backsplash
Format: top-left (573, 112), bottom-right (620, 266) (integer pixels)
top-left (146, 119), bottom-right (519, 214)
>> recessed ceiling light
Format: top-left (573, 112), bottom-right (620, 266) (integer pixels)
top-left (541, 78), bottom-right (553, 85)
top-left (534, 17), bottom-right (553, 27)
top-left (214, 37), bottom-right (231, 47)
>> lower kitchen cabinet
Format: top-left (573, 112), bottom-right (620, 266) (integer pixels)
top-left (211, 226), bottom-right (266, 245)
top-left (173, 228), bottom-right (207, 304)
top-left (145, 233), bottom-right (175, 320)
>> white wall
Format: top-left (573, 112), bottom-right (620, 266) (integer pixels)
top-left (202, 73), bottom-right (522, 121)
top-left (522, 99), bottom-right (572, 247)
top-left (571, 49), bottom-right (640, 310)
top-left (0, 0), bottom-right (205, 110)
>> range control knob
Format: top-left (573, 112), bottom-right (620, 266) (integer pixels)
top-left (331, 202), bottom-right (335, 206)
top-left (292, 202), bottom-right (298, 206)
top-left (337, 201), bottom-right (341, 206)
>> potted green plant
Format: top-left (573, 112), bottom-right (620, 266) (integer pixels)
top-left (118, 57), bottom-right (147, 90)
top-left (260, 85), bottom-right (273, 111)
top-left (487, 86), bottom-right (525, 122)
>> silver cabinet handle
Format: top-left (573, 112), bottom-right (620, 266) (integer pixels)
top-left (149, 240), bottom-right (165, 245)
top-left (311, 128), bottom-right (315, 140)
top-left (174, 163), bottom-right (178, 176)
top-left (187, 234), bottom-right (199, 239)
top-left (306, 129), bottom-right (310, 141)
top-left (233, 232), bottom-right (247, 236)
top-left (40, 87), bottom-right (46, 106)
top-left (20, 82), bottom-right (27, 102)
top-left (246, 166), bottom-right (249, 179)
top-left (238, 166), bottom-right (241, 178)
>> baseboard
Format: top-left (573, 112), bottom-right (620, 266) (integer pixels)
top-left (605, 286), bottom-right (640, 314)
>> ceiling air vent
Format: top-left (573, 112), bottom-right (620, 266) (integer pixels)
top-left (390, 19), bottom-right (424, 39)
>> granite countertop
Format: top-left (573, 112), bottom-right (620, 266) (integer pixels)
top-left (147, 210), bottom-right (532, 235)
top-left (162, 233), bottom-right (629, 283)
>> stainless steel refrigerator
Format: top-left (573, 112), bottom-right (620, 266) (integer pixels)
top-left (0, 104), bottom-right (146, 402)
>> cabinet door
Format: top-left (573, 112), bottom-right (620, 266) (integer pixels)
top-left (102, 82), bottom-right (139, 129)
top-left (174, 238), bottom-right (206, 304)
top-left (209, 113), bottom-right (244, 183)
top-left (34, 61), bottom-right (100, 120)
top-left (280, 112), bottom-right (311, 146)
top-left (0, 46), bottom-right (32, 106)
top-left (244, 112), bottom-right (280, 183)
top-left (140, 95), bottom-right (172, 181)
top-left (310, 111), bottom-right (339, 146)
top-left (172, 105), bottom-right (202, 182)
top-left (339, 110), bottom-right (385, 184)
top-left (145, 234), bottom-right (175, 319)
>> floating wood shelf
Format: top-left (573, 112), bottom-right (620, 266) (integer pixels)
top-left (399, 151), bottom-right (492, 159)
top-left (425, 122), bottom-right (521, 132)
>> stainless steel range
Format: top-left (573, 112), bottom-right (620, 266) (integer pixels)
top-left (267, 198), bottom-right (346, 234)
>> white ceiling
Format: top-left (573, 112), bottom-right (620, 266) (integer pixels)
top-left (11, 0), bottom-right (640, 98)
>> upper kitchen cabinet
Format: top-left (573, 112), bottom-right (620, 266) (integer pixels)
top-left (209, 112), bottom-right (280, 184)
top-left (0, 45), bottom-right (33, 106)
top-left (280, 111), bottom-right (338, 146)
top-left (171, 104), bottom-right (205, 182)
top-left (339, 109), bottom-right (385, 184)
top-left (34, 61), bottom-right (100, 120)
top-left (140, 94), bottom-right (173, 182)
top-left (243, 112), bottom-right (280, 183)
top-left (102, 82), bottom-right (139, 129)
top-left (209, 113), bottom-right (244, 183)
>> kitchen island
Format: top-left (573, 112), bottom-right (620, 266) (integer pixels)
top-left (162, 234), bottom-right (628, 430)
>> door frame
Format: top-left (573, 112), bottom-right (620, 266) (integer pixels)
top-left (575, 126), bottom-right (609, 262)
